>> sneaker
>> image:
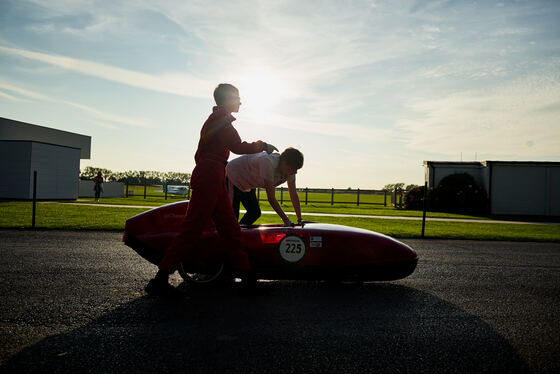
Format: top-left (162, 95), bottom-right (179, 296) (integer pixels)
top-left (145, 278), bottom-right (183, 297)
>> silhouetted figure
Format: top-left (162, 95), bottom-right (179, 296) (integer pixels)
top-left (227, 147), bottom-right (304, 226)
top-left (93, 171), bottom-right (103, 201)
top-left (145, 83), bottom-right (278, 297)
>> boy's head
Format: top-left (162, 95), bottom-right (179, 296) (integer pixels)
top-left (279, 147), bottom-right (304, 176)
top-left (214, 83), bottom-right (241, 113)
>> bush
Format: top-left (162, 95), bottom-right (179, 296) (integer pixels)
top-left (430, 173), bottom-right (488, 213)
top-left (404, 185), bottom-right (426, 210)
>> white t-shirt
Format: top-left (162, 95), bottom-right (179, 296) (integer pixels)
top-left (226, 152), bottom-right (296, 192)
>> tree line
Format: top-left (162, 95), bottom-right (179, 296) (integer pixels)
top-left (382, 183), bottom-right (419, 192)
top-left (81, 167), bottom-right (417, 192)
top-left (80, 167), bottom-right (191, 185)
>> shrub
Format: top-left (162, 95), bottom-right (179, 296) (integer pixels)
top-left (430, 173), bottom-right (488, 213)
top-left (404, 185), bottom-right (425, 210)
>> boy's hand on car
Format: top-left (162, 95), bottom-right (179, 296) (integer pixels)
top-left (263, 142), bottom-right (278, 154)
top-left (283, 219), bottom-right (294, 227)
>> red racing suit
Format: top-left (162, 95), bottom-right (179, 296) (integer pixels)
top-left (158, 106), bottom-right (265, 273)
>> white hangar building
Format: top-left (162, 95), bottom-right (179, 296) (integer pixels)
top-left (424, 160), bottom-right (560, 217)
top-left (0, 117), bottom-right (91, 200)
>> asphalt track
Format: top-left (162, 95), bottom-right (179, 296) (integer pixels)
top-left (0, 230), bottom-right (559, 373)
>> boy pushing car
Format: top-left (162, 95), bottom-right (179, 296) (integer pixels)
top-left (145, 83), bottom-right (277, 296)
top-left (226, 147), bottom-right (304, 226)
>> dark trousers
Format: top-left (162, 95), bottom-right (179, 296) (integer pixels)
top-left (158, 162), bottom-right (251, 273)
top-left (94, 185), bottom-right (102, 200)
top-left (232, 185), bottom-right (261, 225)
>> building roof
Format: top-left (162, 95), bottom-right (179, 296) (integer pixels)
top-left (482, 160), bottom-right (560, 167)
top-left (0, 117), bottom-right (91, 159)
top-left (424, 160), bottom-right (560, 167)
top-left (423, 161), bottom-right (483, 167)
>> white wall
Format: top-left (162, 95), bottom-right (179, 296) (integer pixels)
top-left (491, 166), bottom-right (546, 215)
top-left (30, 142), bottom-right (81, 199)
top-left (491, 165), bottom-right (560, 216)
top-left (79, 180), bottom-right (124, 198)
top-left (424, 161), bottom-right (560, 216)
top-left (549, 167), bottom-right (560, 216)
top-left (0, 140), bottom-right (82, 199)
top-left (0, 141), bottom-right (32, 198)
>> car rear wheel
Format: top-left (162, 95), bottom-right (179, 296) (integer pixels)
top-left (178, 261), bottom-right (226, 285)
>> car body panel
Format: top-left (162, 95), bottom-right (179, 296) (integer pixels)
top-left (123, 201), bottom-right (418, 281)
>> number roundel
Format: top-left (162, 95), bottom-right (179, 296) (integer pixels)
top-left (278, 235), bottom-right (306, 263)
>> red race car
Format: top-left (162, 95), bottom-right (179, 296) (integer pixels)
top-left (123, 201), bottom-right (418, 284)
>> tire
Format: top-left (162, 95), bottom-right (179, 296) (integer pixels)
top-left (177, 260), bottom-right (227, 285)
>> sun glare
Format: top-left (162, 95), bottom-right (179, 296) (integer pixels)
top-left (236, 70), bottom-right (289, 119)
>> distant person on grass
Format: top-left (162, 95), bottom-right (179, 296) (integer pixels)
top-left (226, 147), bottom-right (304, 226)
top-left (145, 83), bottom-right (278, 297)
top-left (93, 171), bottom-right (103, 202)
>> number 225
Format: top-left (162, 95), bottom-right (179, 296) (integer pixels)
top-left (284, 243), bottom-right (302, 254)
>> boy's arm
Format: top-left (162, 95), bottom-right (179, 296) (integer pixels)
top-left (264, 182), bottom-right (292, 226)
top-left (287, 179), bottom-right (302, 223)
top-left (218, 124), bottom-right (265, 155)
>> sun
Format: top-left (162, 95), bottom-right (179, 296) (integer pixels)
top-left (236, 69), bottom-right (289, 118)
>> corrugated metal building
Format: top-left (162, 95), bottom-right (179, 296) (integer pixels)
top-left (424, 161), bottom-right (560, 216)
top-left (0, 117), bottom-right (91, 200)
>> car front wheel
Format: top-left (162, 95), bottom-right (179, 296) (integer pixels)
top-left (177, 261), bottom-right (226, 285)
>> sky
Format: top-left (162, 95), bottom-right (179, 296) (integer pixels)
top-left (1, 0), bottom-right (559, 189)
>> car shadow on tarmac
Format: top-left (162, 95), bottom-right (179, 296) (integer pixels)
top-left (1, 282), bottom-right (529, 374)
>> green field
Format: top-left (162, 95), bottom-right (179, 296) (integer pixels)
top-left (1, 201), bottom-right (559, 242)
top-left (81, 185), bottom-right (478, 219)
top-left (123, 185), bottom-right (387, 205)
top-left (75, 189), bottom-right (560, 223)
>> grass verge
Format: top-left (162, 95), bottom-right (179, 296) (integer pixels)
top-left (71, 196), bottom-right (554, 222)
top-left (0, 202), bottom-right (146, 231)
top-left (1, 201), bottom-right (559, 242)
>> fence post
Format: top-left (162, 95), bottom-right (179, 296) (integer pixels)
top-left (384, 190), bottom-right (387, 206)
top-left (32, 170), bottom-right (37, 228)
top-left (421, 181), bottom-right (428, 238)
top-left (331, 188), bottom-right (334, 205)
top-left (280, 187), bottom-right (284, 204)
top-left (357, 188), bottom-right (360, 206)
top-left (305, 187), bottom-right (308, 205)
top-left (125, 182), bottom-right (129, 198)
top-left (144, 181), bottom-right (147, 199)
top-left (164, 183), bottom-right (167, 200)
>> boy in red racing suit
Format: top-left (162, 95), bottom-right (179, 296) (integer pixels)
top-left (146, 83), bottom-right (277, 296)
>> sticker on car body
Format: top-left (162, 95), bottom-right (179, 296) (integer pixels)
top-left (278, 235), bottom-right (306, 262)
top-left (310, 236), bottom-right (322, 248)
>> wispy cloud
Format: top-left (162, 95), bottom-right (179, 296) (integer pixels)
top-left (396, 70), bottom-right (560, 158)
top-left (242, 110), bottom-right (394, 143)
top-left (1, 0), bottom-right (559, 183)
top-left (25, 14), bottom-right (117, 41)
top-left (0, 81), bottom-right (152, 128)
top-left (88, 121), bottom-right (119, 130)
top-left (0, 45), bottom-right (213, 98)
top-left (149, 1), bottom-right (426, 82)
top-left (0, 90), bottom-right (28, 102)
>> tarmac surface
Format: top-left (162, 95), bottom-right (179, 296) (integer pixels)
top-left (0, 230), bottom-right (559, 373)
